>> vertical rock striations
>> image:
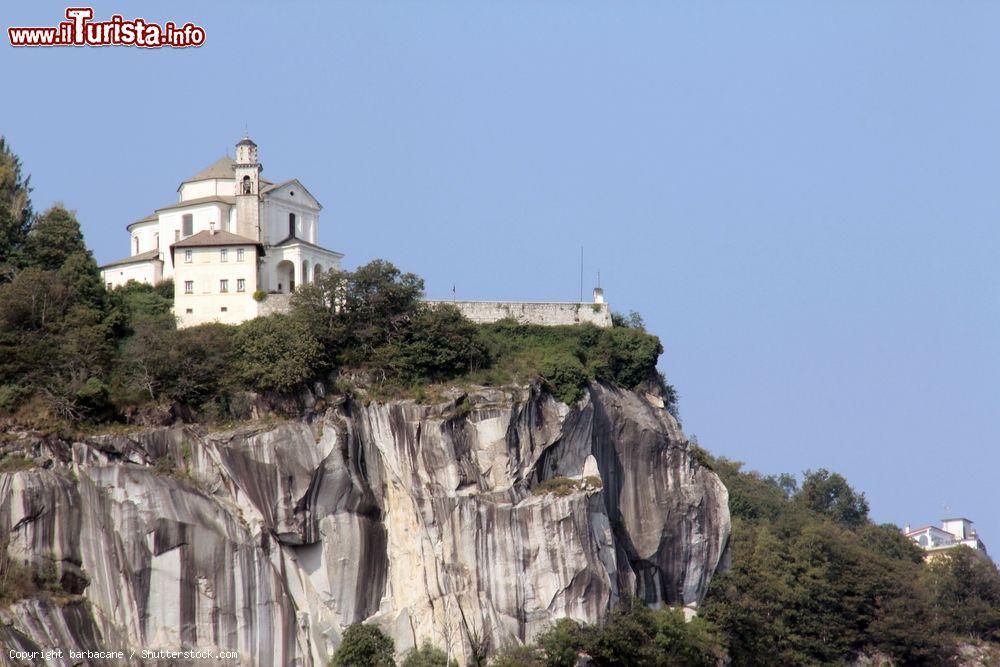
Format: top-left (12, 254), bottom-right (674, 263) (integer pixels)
top-left (0, 382), bottom-right (729, 665)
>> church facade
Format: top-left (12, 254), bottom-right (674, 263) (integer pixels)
top-left (100, 137), bottom-right (344, 327)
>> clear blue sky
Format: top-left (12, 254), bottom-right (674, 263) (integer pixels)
top-left (4, 2), bottom-right (999, 541)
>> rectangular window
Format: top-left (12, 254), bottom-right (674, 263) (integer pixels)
top-left (185, 308), bottom-right (193, 314)
top-left (237, 278), bottom-right (246, 292)
top-left (220, 248), bottom-right (228, 262)
top-left (220, 307), bottom-right (228, 312)
top-left (106, 282), bottom-right (113, 291)
top-left (184, 249), bottom-right (192, 263)
top-left (289, 213), bottom-right (296, 238)
top-left (237, 248), bottom-right (245, 262)
top-left (182, 214), bottom-right (193, 237)
top-left (220, 279), bottom-right (229, 293)
top-left (184, 281), bottom-right (193, 294)
top-left (174, 230), bottom-right (180, 242)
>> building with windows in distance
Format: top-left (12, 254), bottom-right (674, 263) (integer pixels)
top-left (101, 136), bottom-right (613, 328)
top-left (100, 136), bottom-right (344, 327)
top-left (903, 517), bottom-right (989, 560)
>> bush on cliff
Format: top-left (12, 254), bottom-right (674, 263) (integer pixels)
top-left (470, 319), bottom-right (667, 406)
top-left (331, 623), bottom-right (395, 667)
top-left (401, 641), bottom-right (456, 667)
top-left (232, 314), bottom-right (323, 393)
top-left (580, 600), bottom-right (722, 667)
top-left (491, 600), bottom-right (724, 667)
top-left (291, 260), bottom-right (488, 385)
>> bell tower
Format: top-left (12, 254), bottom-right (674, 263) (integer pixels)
top-left (233, 135), bottom-right (262, 240)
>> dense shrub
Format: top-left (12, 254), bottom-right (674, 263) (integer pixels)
top-left (700, 456), bottom-right (967, 666)
top-left (395, 305), bottom-right (489, 382)
top-left (921, 547), bottom-right (1000, 641)
top-left (538, 351), bottom-right (588, 404)
top-left (489, 644), bottom-right (544, 666)
top-left (478, 601), bottom-right (722, 666)
top-left (0, 206), bottom-right (116, 420)
top-left (232, 314), bottom-right (323, 393)
top-left (471, 320), bottom-right (668, 407)
top-left (580, 600), bottom-right (722, 667)
top-left (794, 468), bottom-right (870, 527)
top-left (400, 641), bottom-right (455, 667)
top-left (534, 618), bottom-right (582, 667)
top-left (110, 280), bottom-right (174, 322)
top-left (172, 324), bottom-right (235, 405)
top-left (292, 261), bottom-right (488, 386)
top-left (330, 623), bottom-right (395, 667)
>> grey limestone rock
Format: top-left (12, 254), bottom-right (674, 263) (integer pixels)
top-left (0, 382), bottom-right (729, 665)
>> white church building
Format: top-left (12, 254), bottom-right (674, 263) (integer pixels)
top-left (100, 136), bottom-right (343, 327)
top-left (103, 136), bottom-right (613, 329)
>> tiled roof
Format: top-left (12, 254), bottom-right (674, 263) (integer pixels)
top-left (271, 235), bottom-right (344, 257)
top-left (188, 155), bottom-right (234, 181)
top-left (179, 155), bottom-right (273, 186)
top-left (100, 249), bottom-right (162, 269)
top-left (155, 195), bottom-right (236, 213)
top-left (126, 212), bottom-right (158, 230)
top-left (170, 229), bottom-right (261, 249)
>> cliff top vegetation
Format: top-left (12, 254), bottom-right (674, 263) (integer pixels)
top-left (0, 139), bottom-right (668, 431)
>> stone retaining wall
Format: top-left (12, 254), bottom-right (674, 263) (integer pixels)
top-left (252, 294), bottom-right (613, 328)
top-left (425, 300), bottom-right (612, 328)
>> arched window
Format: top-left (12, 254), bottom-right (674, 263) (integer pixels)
top-left (918, 535), bottom-right (928, 547)
top-left (133, 236), bottom-right (139, 254)
top-left (289, 213), bottom-right (296, 238)
top-left (242, 175), bottom-right (252, 194)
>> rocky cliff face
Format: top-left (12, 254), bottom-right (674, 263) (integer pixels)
top-left (0, 382), bottom-right (730, 665)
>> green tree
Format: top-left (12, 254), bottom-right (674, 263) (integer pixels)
top-left (921, 546), bottom-right (1000, 641)
top-left (702, 454), bottom-right (950, 666)
top-left (392, 305), bottom-right (488, 382)
top-left (22, 205), bottom-right (89, 271)
top-left (171, 324), bottom-right (234, 405)
top-left (0, 252), bottom-right (114, 419)
top-left (232, 314), bottom-right (322, 393)
top-left (331, 623), bottom-right (395, 667)
top-left (538, 351), bottom-right (588, 404)
top-left (794, 468), bottom-right (869, 527)
top-left (116, 313), bottom-right (180, 401)
top-left (581, 599), bottom-right (722, 667)
top-left (535, 618), bottom-right (582, 667)
top-left (591, 326), bottom-right (663, 389)
top-left (112, 280), bottom-right (174, 320)
top-left (0, 137), bottom-right (33, 279)
top-left (293, 259), bottom-right (424, 372)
